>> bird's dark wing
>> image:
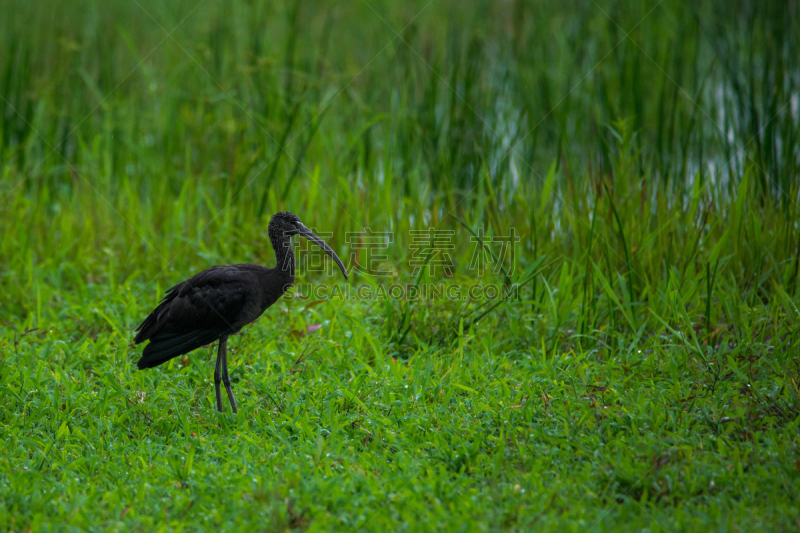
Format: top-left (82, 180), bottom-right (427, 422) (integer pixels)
top-left (134, 265), bottom-right (261, 369)
top-left (136, 329), bottom-right (226, 369)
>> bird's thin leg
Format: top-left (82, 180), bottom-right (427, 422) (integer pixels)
top-left (221, 337), bottom-right (238, 414)
top-left (214, 339), bottom-right (225, 412)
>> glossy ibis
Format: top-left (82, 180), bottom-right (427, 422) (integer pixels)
top-left (134, 211), bottom-right (348, 413)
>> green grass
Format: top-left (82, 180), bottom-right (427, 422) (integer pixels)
top-left (1, 0), bottom-right (800, 530)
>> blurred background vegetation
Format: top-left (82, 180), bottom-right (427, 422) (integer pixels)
top-left (1, 0), bottom-right (799, 347)
top-left (2, 0), bottom-right (799, 339)
top-left (2, 0), bottom-right (797, 271)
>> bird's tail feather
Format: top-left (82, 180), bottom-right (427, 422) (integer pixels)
top-left (137, 329), bottom-right (224, 370)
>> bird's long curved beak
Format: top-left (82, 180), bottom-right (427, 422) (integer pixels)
top-left (296, 223), bottom-right (349, 280)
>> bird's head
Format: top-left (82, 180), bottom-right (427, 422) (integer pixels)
top-left (268, 211), bottom-right (348, 280)
top-left (268, 211), bottom-right (303, 235)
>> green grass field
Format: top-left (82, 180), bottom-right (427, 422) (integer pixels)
top-left (2, 0), bottom-right (799, 530)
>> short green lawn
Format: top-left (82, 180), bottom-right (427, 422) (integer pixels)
top-left (2, 0), bottom-right (799, 530)
top-left (2, 276), bottom-right (799, 531)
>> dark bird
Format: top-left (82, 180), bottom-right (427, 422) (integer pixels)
top-left (134, 211), bottom-right (348, 413)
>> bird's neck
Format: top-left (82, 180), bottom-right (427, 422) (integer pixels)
top-left (270, 231), bottom-right (295, 283)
